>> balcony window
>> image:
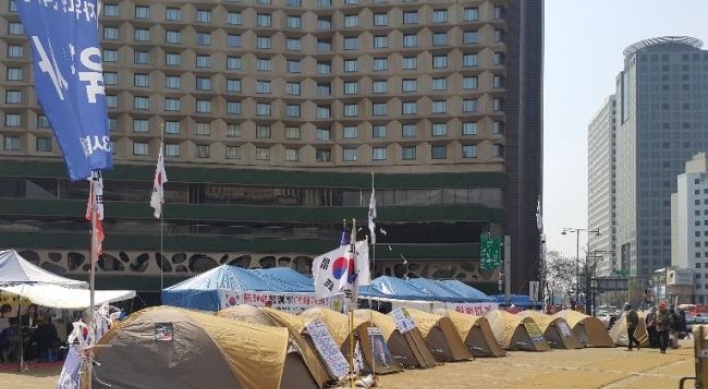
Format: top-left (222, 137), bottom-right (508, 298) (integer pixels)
top-left (343, 148), bottom-right (357, 162)
top-left (286, 126), bottom-right (301, 139)
top-left (196, 10), bottom-right (211, 23)
top-left (256, 125), bottom-right (271, 139)
top-left (256, 103), bottom-right (271, 116)
top-left (226, 101), bottom-right (241, 115)
top-left (286, 82), bottom-right (301, 96)
top-left (463, 76), bottom-right (478, 90)
top-left (402, 146), bottom-right (416, 160)
top-left (431, 145), bottom-right (447, 159)
top-left (227, 56), bottom-right (242, 70)
top-left (135, 5), bottom-right (150, 19)
top-left (226, 124), bottom-right (241, 137)
top-left (285, 149), bottom-right (300, 162)
top-left (462, 145), bottom-right (477, 158)
top-left (256, 147), bottom-right (270, 161)
top-left (462, 122), bottom-right (478, 136)
top-left (373, 103), bottom-right (387, 116)
top-left (166, 53), bottom-right (181, 66)
top-left (402, 101), bottom-right (417, 115)
top-left (227, 34), bottom-right (242, 48)
top-left (195, 145), bottom-right (210, 159)
top-left (36, 137), bottom-right (52, 152)
top-left (402, 124), bottom-right (416, 138)
top-left (372, 147), bottom-right (387, 161)
top-left (462, 99), bottom-right (477, 113)
top-left (133, 142), bottom-right (149, 156)
top-left (165, 31), bottom-right (181, 44)
top-left (463, 54), bottom-right (478, 67)
top-left (374, 13), bottom-right (388, 26)
top-left (165, 75), bottom-right (181, 89)
top-left (165, 121), bottom-right (181, 134)
top-left (373, 58), bottom-right (388, 71)
top-left (227, 79), bottom-right (242, 92)
top-left (166, 8), bottom-right (181, 21)
top-left (343, 126), bottom-right (358, 139)
top-left (463, 7), bottom-right (478, 21)
top-left (372, 80), bottom-right (388, 94)
top-left (165, 144), bottom-right (180, 157)
top-left (196, 55), bottom-right (211, 68)
top-left (134, 51), bottom-right (149, 64)
top-left (432, 123), bottom-right (446, 136)
top-left (3, 136), bottom-right (20, 151)
top-left (372, 125), bottom-right (387, 138)
top-left (432, 77), bottom-right (447, 91)
top-left (227, 12), bottom-right (242, 25)
top-left (133, 96), bottom-right (149, 110)
top-left (402, 79), bottom-right (417, 93)
top-left (316, 127), bottom-right (331, 140)
top-left (463, 31), bottom-right (478, 44)
top-left (316, 149), bottom-right (331, 162)
top-left (226, 146), bottom-right (241, 159)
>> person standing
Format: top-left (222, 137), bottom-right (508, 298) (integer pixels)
top-left (656, 302), bottom-right (673, 354)
top-left (624, 303), bottom-right (641, 351)
top-left (645, 308), bottom-right (658, 348)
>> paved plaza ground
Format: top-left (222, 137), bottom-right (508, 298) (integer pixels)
top-left (0, 340), bottom-right (695, 389)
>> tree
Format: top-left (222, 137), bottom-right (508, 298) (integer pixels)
top-left (542, 251), bottom-right (575, 304)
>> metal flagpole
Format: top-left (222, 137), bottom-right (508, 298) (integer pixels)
top-left (87, 171), bottom-right (99, 389)
top-left (348, 218), bottom-right (357, 389)
top-left (159, 123), bottom-right (165, 291)
top-left (370, 172), bottom-right (375, 272)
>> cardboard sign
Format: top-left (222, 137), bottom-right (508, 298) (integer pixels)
top-left (558, 321), bottom-right (572, 338)
top-left (368, 327), bottom-right (394, 366)
top-left (390, 307), bottom-right (416, 334)
top-left (305, 318), bottom-right (349, 379)
top-left (523, 322), bottom-right (546, 344)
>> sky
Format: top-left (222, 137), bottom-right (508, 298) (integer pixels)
top-left (544, 0), bottom-right (708, 256)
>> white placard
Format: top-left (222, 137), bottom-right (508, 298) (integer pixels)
top-left (305, 318), bottom-right (350, 379)
top-left (218, 290), bottom-right (345, 314)
top-left (390, 307), bottom-right (417, 334)
top-left (557, 321), bottom-right (572, 338)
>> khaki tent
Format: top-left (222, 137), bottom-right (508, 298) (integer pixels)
top-left (300, 308), bottom-right (403, 375)
top-left (402, 309), bottom-right (473, 362)
top-left (553, 310), bottom-right (614, 348)
top-left (218, 305), bottom-right (333, 387)
top-left (609, 312), bottom-right (649, 347)
top-left (93, 306), bottom-right (320, 389)
top-left (434, 309), bottom-right (506, 357)
top-left (354, 309), bottom-right (438, 368)
top-left (518, 310), bottom-right (583, 349)
top-left (485, 310), bottom-right (551, 351)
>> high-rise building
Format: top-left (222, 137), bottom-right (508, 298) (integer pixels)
top-left (0, 0), bottom-right (543, 299)
top-left (589, 36), bottom-right (708, 279)
top-left (671, 152), bottom-right (708, 303)
top-left (587, 96), bottom-right (617, 277)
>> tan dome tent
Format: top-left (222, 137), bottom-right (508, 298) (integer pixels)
top-left (354, 309), bottom-right (438, 369)
top-left (300, 308), bottom-right (403, 375)
top-left (218, 305), bottom-right (333, 387)
top-left (609, 312), bottom-right (649, 347)
top-left (92, 306), bottom-right (320, 389)
top-left (517, 310), bottom-right (582, 349)
top-left (434, 309), bottom-right (506, 357)
top-left (553, 310), bottom-right (614, 348)
top-left (485, 310), bottom-right (551, 351)
top-left (402, 309), bottom-right (473, 362)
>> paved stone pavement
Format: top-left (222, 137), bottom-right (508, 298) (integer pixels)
top-left (0, 340), bottom-right (696, 389)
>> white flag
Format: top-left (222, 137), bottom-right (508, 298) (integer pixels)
top-left (368, 189), bottom-right (377, 244)
top-left (536, 195), bottom-right (542, 231)
top-left (313, 241), bottom-right (370, 298)
top-left (150, 146), bottom-right (168, 219)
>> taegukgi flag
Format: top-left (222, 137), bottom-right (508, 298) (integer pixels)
top-left (150, 145), bottom-right (168, 219)
top-left (313, 241), bottom-right (370, 299)
top-left (16, 0), bottom-right (113, 181)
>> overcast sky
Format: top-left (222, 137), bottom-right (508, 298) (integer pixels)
top-left (543, 0), bottom-right (708, 256)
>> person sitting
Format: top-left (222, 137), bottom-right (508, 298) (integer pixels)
top-left (21, 304), bottom-right (39, 329)
top-left (31, 316), bottom-right (60, 363)
top-left (0, 318), bottom-right (20, 362)
top-left (0, 304), bottom-right (13, 333)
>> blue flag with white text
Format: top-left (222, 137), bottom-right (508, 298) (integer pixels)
top-left (16, 0), bottom-right (113, 181)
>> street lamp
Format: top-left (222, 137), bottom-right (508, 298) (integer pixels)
top-left (561, 227), bottom-right (600, 311)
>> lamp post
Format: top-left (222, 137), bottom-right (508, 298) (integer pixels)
top-left (562, 227), bottom-right (600, 312)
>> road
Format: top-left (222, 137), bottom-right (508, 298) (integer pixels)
top-left (0, 340), bottom-right (695, 389)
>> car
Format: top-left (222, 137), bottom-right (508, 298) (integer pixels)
top-left (596, 312), bottom-right (613, 329)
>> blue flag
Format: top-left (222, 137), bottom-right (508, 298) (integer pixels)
top-left (16, 0), bottom-right (113, 181)
top-left (340, 226), bottom-right (350, 247)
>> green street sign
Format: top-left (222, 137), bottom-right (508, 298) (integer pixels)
top-left (480, 233), bottom-right (502, 270)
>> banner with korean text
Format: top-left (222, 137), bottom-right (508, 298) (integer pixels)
top-left (16, 0), bottom-right (113, 181)
top-left (218, 289), bottom-right (346, 314)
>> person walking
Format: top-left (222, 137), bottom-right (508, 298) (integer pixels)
top-left (645, 307), bottom-right (658, 348)
top-left (624, 303), bottom-right (641, 351)
top-left (656, 302), bottom-right (672, 354)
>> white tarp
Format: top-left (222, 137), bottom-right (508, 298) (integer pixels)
top-left (0, 284), bottom-right (135, 310)
top-left (0, 250), bottom-right (87, 287)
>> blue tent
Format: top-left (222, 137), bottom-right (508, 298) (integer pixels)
top-left (162, 265), bottom-right (275, 311)
top-left (367, 276), bottom-right (437, 301)
top-left (438, 279), bottom-right (495, 302)
top-left (251, 267), bottom-right (314, 292)
top-left (492, 294), bottom-right (543, 308)
top-left (407, 278), bottom-right (463, 302)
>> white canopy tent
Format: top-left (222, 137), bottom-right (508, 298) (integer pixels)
top-left (0, 285), bottom-right (135, 310)
top-left (0, 250), bottom-right (87, 287)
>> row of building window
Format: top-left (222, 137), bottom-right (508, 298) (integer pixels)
top-left (94, 27), bottom-right (502, 49)
top-left (5, 51), bottom-right (503, 74)
top-left (3, 115), bottom-right (504, 138)
top-left (1, 136), bottom-right (503, 160)
top-left (99, 72), bottom-right (503, 92)
top-left (98, 4), bottom-right (503, 24)
top-left (3, 93), bottom-right (503, 117)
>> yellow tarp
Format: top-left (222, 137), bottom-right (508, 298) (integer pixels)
top-left (436, 309), bottom-right (506, 357)
top-left (486, 310), bottom-right (551, 351)
top-left (609, 312), bottom-right (649, 347)
top-left (554, 310), bottom-right (614, 348)
top-left (96, 306), bottom-right (290, 389)
top-left (518, 310), bottom-right (582, 349)
top-left (403, 308), bottom-right (473, 361)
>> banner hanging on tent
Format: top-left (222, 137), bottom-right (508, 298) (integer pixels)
top-left (15, 0), bottom-right (113, 181)
top-left (305, 318), bottom-right (349, 379)
top-left (218, 290), bottom-right (345, 314)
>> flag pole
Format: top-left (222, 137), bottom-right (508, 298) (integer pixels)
top-left (348, 218), bottom-right (357, 389)
top-left (159, 123), bottom-right (165, 291)
top-left (87, 171), bottom-right (98, 389)
top-left (370, 172), bottom-right (375, 273)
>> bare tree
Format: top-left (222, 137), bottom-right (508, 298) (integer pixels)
top-left (543, 251), bottom-right (575, 303)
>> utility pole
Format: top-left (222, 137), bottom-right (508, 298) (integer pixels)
top-left (504, 235), bottom-right (511, 306)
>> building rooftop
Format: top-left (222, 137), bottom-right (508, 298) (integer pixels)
top-left (623, 36), bottom-right (703, 57)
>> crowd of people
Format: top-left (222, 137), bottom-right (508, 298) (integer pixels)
top-left (624, 302), bottom-right (689, 354)
top-left (0, 303), bottom-right (63, 363)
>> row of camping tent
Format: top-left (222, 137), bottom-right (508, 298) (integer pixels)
top-left (161, 265), bottom-right (497, 312)
top-left (90, 305), bottom-right (616, 389)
